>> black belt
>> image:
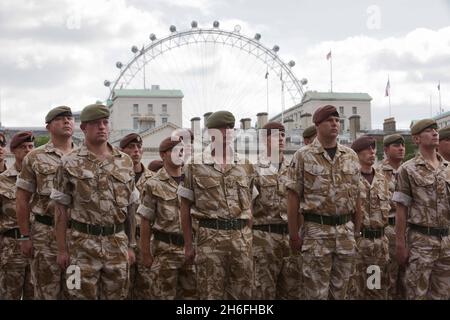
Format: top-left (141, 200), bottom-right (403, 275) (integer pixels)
top-left (304, 213), bottom-right (352, 226)
top-left (253, 223), bottom-right (288, 235)
top-left (362, 227), bottom-right (385, 239)
top-left (388, 217), bottom-right (395, 226)
top-left (153, 229), bottom-right (184, 247)
top-left (71, 220), bottom-right (124, 236)
top-left (199, 218), bottom-right (248, 230)
top-left (408, 223), bottom-right (449, 238)
top-left (2, 228), bottom-right (21, 239)
top-left (35, 214), bottom-right (54, 227)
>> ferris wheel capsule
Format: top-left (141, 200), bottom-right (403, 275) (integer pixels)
top-left (288, 60), bottom-right (296, 67)
top-left (254, 33), bottom-right (261, 41)
top-left (170, 25), bottom-right (177, 33)
top-left (272, 45), bottom-right (280, 52)
top-left (116, 62), bottom-right (123, 69)
top-left (131, 45), bottom-right (139, 53)
top-left (104, 80), bottom-right (111, 87)
top-left (149, 33), bottom-right (156, 41)
top-left (191, 21), bottom-right (198, 28)
top-left (213, 21), bottom-right (219, 28)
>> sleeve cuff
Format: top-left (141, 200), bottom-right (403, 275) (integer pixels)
top-left (285, 181), bottom-right (299, 194)
top-left (137, 204), bottom-right (156, 222)
top-left (392, 191), bottom-right (412, 207)
top-left (50, 189), bottom-right (72, 206)
top-left (177, 185), bottom-right (194, 202)
top-left (16, 178), bottom-right (36, 193)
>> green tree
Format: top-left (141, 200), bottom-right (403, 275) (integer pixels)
top-left (34, 135), bottom-right (50, 147)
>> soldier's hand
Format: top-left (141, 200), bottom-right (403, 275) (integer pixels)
top-left (57, 251), bottom-right (70, 270)
top-left (396, 243), bottom-right (409, 267)
top-left (20, 239), bottom-right (33, 258)
top-left (142, 254), bottom-right (153, 268)
top-left (289, 235), bottom-right (303, 252)
top-left (127, 248), bottom-right (136, 265)
top-left (184, 245), bottom-right (196, 265)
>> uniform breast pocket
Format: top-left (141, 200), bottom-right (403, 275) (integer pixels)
top-left (303, 163), bottom-right (329, 194)
top-left (194, 176), bottom-right (220, 211)
top-left (410, 172), bottom-right (435, 207)
top-left (257, 177), bottom-right (278, 208)
top-left (236, 178), bottom-right (251, 210)
top-left (110, 171), bottom-right (133, 208)
top-left (374, 193), bottom-right (391, 220)
top-left (66, 167), bottom-right (95, 203)
top-left (35, 164), bottom-right (57, 195)
top-left (152, 187), bottom-right (179, 221)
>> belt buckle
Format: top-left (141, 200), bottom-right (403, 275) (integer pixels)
top-left (320, 215), bottom-right (324, 225)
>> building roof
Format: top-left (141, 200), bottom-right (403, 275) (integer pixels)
top-left (433, 110), bottom-right (450, 120)
top-left (112, 89), bottom-right (184, 100)
top-left (301, 91), bottom-right (373, 103)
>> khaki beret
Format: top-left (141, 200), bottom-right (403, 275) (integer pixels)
top-left (159, 136), bottom-right (182, 153)
top-left (263, 121), bottom-right (285, 131)
top-left (303, 125), bottom-right (317, 139)
top-left (10, 131), bottom-right (34, 150)
top-left (383, 134), bottom-right (405, 146)
top-left (411, 119), bottom-right (437, 135)
top-left (439, 126), bottom-right (450, 140)
top-left (0, 132), bottom-right (6, 146)
top-left (351, 135), bottom-right (376, 153)
top-left (80, 104), bottom-right (110, 122)
top-left (119, 133), bottom-right (142, 149)
top-left (205, 111), bottom-right (235, 129)
top-left (148, 160), bottom-right (164, 172)
top-left (313, 105), bottom-right (339, 125)
top-left (45, 106), bottom-right (72, 123)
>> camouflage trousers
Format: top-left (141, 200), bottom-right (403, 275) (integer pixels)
top-left (385, 224), bottom-right (406, 299)
top-left (252, 229), bottom-right (303, 299)
top-left (405, 230), bottom-right (450, 300)
top-left (0, 236), bottom-right (34, 300)
top-left (301, 222), bottom-right (356, 300)
top-left (195, 225), bottom-right (253, 300)
top-left (31, 222), bottom-right (66, 299)
top-left (127, 238), bottom-right (152, 300)
top-left (347, 235), bottom-right (389, 300)
top-left (148, 240), bottom-right (196, 300)
top-left (67, 230), bottom-right (129, 300)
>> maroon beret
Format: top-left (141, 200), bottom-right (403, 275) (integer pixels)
top-left (148, 160), bottom-right (164, 172)
top-left (119, 133), bottom-right (142, 149)
top-left (159, 136), bottom-right (182, 153)
top-left (313, 105), bottom-right (339, 125)
top-left (173, 128), bottom-right (194, 143)
top-left (10, 131), bottom-right (34, 150)
top-left (351, 135), bottom-right (376, 153)
top-left (263, 121), bottom-right (285, 134)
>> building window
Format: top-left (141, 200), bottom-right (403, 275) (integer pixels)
top-left (340, 119), bottom-right (345, 133)
top-left (339, 106), bottom-right (344, 115)
top-left (162, 104), bottom-right (167, 113)
top-left (133, 117), bottom-right (139, 130)
top-left (352, 107), bottom-right (357, 115)
top-left (133, 104), bottom-right (139, 114)
top-left (148, 104), bottom-right (153, 113)
top-left (162, 117), bottom-right (167, 124)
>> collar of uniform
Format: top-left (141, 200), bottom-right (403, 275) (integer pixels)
top-left (155, 166), bottom-right (180, 188)
top-left (366, 168), bottom-right (385, 189)
top-left (140, 163), bottom-right (153, 179)
top-left (44, 141), bottom-right (75, 155)
top-left (78, 142), bottom-right (121, 158)
top-left (3, 165), bottom-right (19, 177)
top-left (202, 145), bottom-right (239, 165)
top-left (380, 159), bottom-right (394, 171)
top-left (310, 137), bottom-right (347, 156)
top-left (415, 152), bottom-right (448, 171)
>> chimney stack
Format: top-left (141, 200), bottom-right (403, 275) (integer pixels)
top-left (256, 112), bottom-right (268, 129)
top-left (349, 115), bottom-right (361, 141)
top-left (190, 117), bottom-right (201, 136)
top-left (383, 117), bottom-right (396, 134)
top-left (240, 118), bottom-right (252, 130)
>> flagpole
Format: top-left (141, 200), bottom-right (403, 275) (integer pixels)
top-left (388, 75), bottom-right (391, 117)
top-left (330, 50), bottom-right (333, 93)
top-left (430, 94), bottom-right (433, 117)
top-left (266, 66), bottom-right (269, 114)
top-left (438, 81), bottom-right (442, 113)
top-left (281, 70), bottom-right (285, 124)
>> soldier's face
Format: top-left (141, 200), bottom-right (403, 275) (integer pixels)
top-left (317, 116), bottom-right (340, 139)
top-left (358, 146), bottom-right (376, 166)
top-left (48, 116), bottom-right (74, 137)
top-left (162, 145), bottom-right (184, 167)
top-left (82, 118), bottom-right (109, 144)
top-left (438, 138), bottom-right (450, 157)
top-left (0, 139), bottom-right (6, 161)
top-left (13, 142), bottom-right (34, 163)
top-left (385, 143), bottom-right (405, 161)
top-left (304, 134), bottom-right (316, 145)
top-left (267, 130), bottom-right (285, 156)
top-left (123, 142), bottom-right (143, 166)
top-left (415, 127), bottom-right (439, 147)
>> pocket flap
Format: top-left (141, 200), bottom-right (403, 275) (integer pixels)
top-left (66, 167), bottom-right (95, 179)
top-left (194, 176), bottom-right (220, 189)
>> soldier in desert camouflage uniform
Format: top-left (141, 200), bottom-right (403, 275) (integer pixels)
top-left (347, 136), bottom-right (390, 300)
top-left (252, 121), bottom-right (302, 300)
top-left (287, 105), bottom-right (361, 300)
top-left (51, 104), bottom-right (138, 300)
top-left (120, 133), bottom-right (154, 299)
top-left (302, 125), bottom-right (317, 146)
top-left (0, 132), bottom-right (35, 299)
top-left (16, 106), bottom-right (75, 299)
top-left (178, 110), bottom-right (256, 300)
top-left (0, 133), bottom-right (7, 174)
top-left (138, 136), bottom-right (196, 299)
top-left (375, 134), bottom-right (406, 299)
top-left (393, 119), bottom-right (450, 300)
top-left (438, 126), bottom-right (450, 162)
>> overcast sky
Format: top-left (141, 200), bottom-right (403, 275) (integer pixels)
top-left (0, 0), bottom-right (449, 129)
